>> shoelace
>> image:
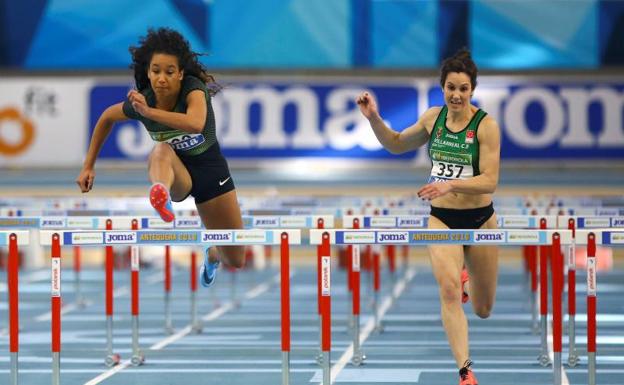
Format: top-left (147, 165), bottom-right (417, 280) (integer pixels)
top-left (459, 359), bottom-right (474, 380)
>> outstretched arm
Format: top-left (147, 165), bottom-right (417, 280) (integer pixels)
top-left (356, 91), bottom-right (436, 154)
top-left (76, 103), bottom-right (128, 193)
top-left (417, 116), bottom-right (501, 199)
top-left (128, 89), bottom-right (207, 134)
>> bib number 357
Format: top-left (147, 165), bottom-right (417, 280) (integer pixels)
top-left (435, 162), bottom-right (464, 178)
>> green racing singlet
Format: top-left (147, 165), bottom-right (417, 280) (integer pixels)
top-left (427, 105), bottom-right (488, 184)
top-left (122, 75), bottom-right (217, 157)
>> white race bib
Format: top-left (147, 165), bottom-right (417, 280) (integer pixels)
top-left (429, 160), bottom-right (473, 182)
top-left (164, 133), bottom-right (205, 151)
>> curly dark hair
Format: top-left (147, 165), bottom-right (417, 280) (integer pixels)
top-left (439, 48), bottom-right (478, 90)
top-left (129, 27), bottom-right (220, 95)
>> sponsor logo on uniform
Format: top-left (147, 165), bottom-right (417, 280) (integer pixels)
top-left (377, 232), bottom-right (409, 243)
top-left (105, 232), bottom-right (137, 244)
top-left (202, 231), bottom-right (233, 243)
top-left (428, 176), bottom-right (449, 184)
top-left (465, 130), bottom-right (474, 144)
top-left (167, 134), bottom-right (205, 151)
top-left (475, 231), bottom-right (505, 243)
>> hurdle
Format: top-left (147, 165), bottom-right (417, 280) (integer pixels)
top-left (349, 218), bottom-right (365, 366)
top-left (0, 231), bottom-right (29, 385)
top-left (38, 228), bottom-right (301, 385)
top-left (0, 213), bottom-right (333, 341)
top-left (309, 228), bottom-right (573, 385)
top-left (342, 213), bottom-right (562, 337)
top-left (560, 215), bottom-right (624, 368)
top-left (575, 229), bottom-right (624, 385)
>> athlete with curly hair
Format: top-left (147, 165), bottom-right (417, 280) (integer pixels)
top-left (357, 48), bottom-right (501, 385)
top-left (76, 27), bottom-right (243, 284)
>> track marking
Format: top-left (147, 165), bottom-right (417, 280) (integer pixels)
top-left (83, 272), bottom-right (284, 385)
top-left (325, 267), bottom-right (417, 384)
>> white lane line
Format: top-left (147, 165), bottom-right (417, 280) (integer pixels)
top-left (4, 356), bottom-right (624, 366)
top-left (34, 271), bottom-right (163, 322)
top-left (83, 272), bottom-right (283, 385)
top-left (3, 368), bottom-right (624, 375)
top-left (3, 368), bottom-right (320, 374)
top-left (151, 272), bottom-right (283, 350)
top-left (326, 267), bottom-right (417, 385)
top-left (35, 300), bottom-right (95, 321)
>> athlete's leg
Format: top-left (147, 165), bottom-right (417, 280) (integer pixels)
top-left (147, 143), bottom-right (192, 201)
top-left (196, 189), bottom-right (245, 268)
top-left (464, 214), bottom-right (499, 318)
top-left (428, 215), bottom-right (469, 368)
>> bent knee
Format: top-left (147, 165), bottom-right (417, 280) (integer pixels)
top-left (149, 143), bottom-right (175, 162)
top-left (473, 303), bottom-right (493, 319)
top-left (221, 246), bottom-right (245, 269)
top-left (439, 283), bottom-right (462, 305)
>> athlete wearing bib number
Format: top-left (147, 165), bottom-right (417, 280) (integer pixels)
top-left (76, 28), bottom-right (245, 284)
top-left (357, 48), bottom-right (500, 385)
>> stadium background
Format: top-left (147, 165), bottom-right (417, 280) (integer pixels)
top-left (0, 0), bottom-right (623, 191)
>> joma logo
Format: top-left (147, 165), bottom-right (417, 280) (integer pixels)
top-left (203, 233), bottom-right (232, 241)
top-left (255, 219), bottom-right (278, 225)
top-left (475, 233), bottom-right (504, 242)
top-left (378, 232), bottom-right (408, 243)
top-left (106, 233), bottom-right (136, 243)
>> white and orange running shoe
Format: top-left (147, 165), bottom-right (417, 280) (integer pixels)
top-left (149, 183), bottom-right (175, 223)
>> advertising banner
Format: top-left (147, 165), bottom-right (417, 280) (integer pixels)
top-left (0, 78), bottom-right (91, 166)
top-left (90, 76), bottom-right (624, 163)
top-left (2, 75), bottom-right (623, 167)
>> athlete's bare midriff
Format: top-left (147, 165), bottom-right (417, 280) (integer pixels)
top-left (430, 192), bottom-right (493, 210)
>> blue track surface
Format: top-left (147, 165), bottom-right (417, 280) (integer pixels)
top-left (1, 261), bottom-right (622, 384)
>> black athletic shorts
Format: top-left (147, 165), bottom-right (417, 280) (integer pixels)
top-left (430, 203), bottom-right (495, 229)
top-left (175, 142), bottom-right (235, 204)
